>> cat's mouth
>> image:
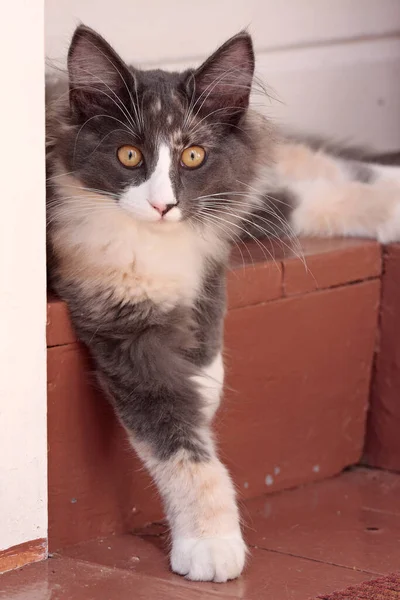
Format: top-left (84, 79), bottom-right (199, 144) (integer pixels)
top-left (119, 201), bottom-right (183, 228)
top-left (143, 204), bottom-right (183, 226)
top-left (149, 202), bottom-right (182, 224)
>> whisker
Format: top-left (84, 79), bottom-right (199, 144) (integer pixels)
top-left (203, 197), bottom-right (293, 235)
top-left (200, 196), bottom-right (305, 266)
top-left (192, 190), bottom-right (292, 212)
top-left (47, 78), bottom-right (138, 135)
top-left (182, 72), bottom-right (197, 131)
top-left (82, 128), bottom-right (132, 159)
top-left (133, 75), bottom-right (145, 132)
top-left (75, 37), bottom-right (141, 132)
top-left (46, 170), bottom-right (77, 182)
top-left (187, 63), bottom-right (253, 128)
top-left (236, 180), bottom-right (294, 209)
top-left (73, 113), bottom-right (137, 164)
top-left (192, 187), bottom-right (301, 253)
top-left (234, 179), bottom-right (305, 248)
top-left (206, 204), bottom-right (306, 267)
top-left (200, 209), bottom-right (280, 270)
top-left (72, 66), bottom-right (137, 131)
top-left (192, 212), bottom-right (252, 269)
top-left (50, 185), bottom-right (119, 198)
top-left (204, 208), bottom-right (279, 265)
top-left (188, 106), bottom-right (246, 137)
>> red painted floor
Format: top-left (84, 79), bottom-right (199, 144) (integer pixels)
top-left (1, 468), bottom-right (399, 599)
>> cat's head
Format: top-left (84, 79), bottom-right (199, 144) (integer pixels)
top-left (49, 25), bottom-right (269, 236)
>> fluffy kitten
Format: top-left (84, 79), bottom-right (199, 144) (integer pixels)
top-left (46, 25), bottom-right (400, 583)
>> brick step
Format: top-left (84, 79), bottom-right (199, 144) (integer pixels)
top-left (47, 238), bottom-right (382, 551)
top-left (365, 243), bottom-right (400, 472)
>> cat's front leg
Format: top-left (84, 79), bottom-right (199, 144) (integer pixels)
top-left (97, 337), bottom-right (246, 583)
top-left (129, 352), bottom-right (246, 582)
top-left (133, 436), bottom-right (246, 582)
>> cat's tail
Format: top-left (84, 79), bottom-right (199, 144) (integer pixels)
top-left (274, 142), bottom-right (400, 243)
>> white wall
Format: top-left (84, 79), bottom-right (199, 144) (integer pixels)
top-left (45, 0), bottom-right (400, 152)
top-left (0, 1), bottom-right (47, 551)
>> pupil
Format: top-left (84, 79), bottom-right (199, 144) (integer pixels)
top-left (191, 151), bottom-right (195, 160)
top-left (128, 151), bottom-right (133, 160)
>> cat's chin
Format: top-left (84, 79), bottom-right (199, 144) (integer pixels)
top-left (145, 219), bottom-right (184, 232)
top-left (123, 210), bottom-right (185, 233)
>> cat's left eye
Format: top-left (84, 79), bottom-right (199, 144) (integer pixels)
top-left (181, 146), bottom-right (206, 169)
top-left (117, 145), bottom-right (143, 168)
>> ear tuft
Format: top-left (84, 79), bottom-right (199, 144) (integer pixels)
top-left (190, 32), bottom-right (255, 121)
top-left (68, 24), bottom-right (132, 116)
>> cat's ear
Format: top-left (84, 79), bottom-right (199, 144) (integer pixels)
top-left (67, 24), bottom-right (133, 117)
top-left (188, 32), bottom-right (255, 122)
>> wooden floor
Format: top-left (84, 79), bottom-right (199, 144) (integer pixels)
top-left (1, 468), bottom-right (399, 599)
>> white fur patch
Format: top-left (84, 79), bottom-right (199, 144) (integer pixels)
top-left (289, 178), bottom-right (400, 242)
top-left (120, 143), bottom-right (177, 222)
top-left (53, 174), bottom-right (227, 309)
top-left (378, 201), bottom-right (400, 243)
top-left (152, 98), bottom-right (162, 113)
top-left (374, 164), bottom-right (400, 185)
top-left (192, 353), bottom-right (224, 421)
top-left (130, 442), bottom-right (245, 584)
top-left (171, 535), bottom-right (246, 583)
top-left (163, 206), bottom-right (182, 223)
top-left (271, 144), bottom-right (400, 243)
top-left (368, 164), bottom-right (400, 242)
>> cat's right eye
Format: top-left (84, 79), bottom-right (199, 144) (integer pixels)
top-left (117, 145), bottom-right (143, 168)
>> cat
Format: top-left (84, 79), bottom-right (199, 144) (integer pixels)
top-left (46, 24), bottom-right (400, 583)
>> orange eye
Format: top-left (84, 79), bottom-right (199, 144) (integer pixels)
top-left (117, 145), bottom-right (143, 168)
top-left (181, 146), bottom-right (206, 169)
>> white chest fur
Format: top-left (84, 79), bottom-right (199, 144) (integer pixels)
top-left (54, 200), bottom-right (225, 309)
top-left (109, 218), bottom-right (210, 308)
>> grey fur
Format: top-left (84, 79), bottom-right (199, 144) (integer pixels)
top-left (346, 160), bottom-right (376, 184)
top-left (51, 260), bottom-right (226, 461)
top-left (47, 26), bottom-right (262, 225)
top-left (240, 188), bottom-right (296, 241)
top-left (47, 25), bottom-right (265, 461)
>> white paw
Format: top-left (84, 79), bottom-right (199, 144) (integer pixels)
top-left (170, 535), bottom-right (246, 583)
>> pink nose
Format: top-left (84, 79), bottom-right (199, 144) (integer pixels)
top-left (150, 201), bottom-right (176, 216)
top-left (150, 202), bottom-right (167, 215)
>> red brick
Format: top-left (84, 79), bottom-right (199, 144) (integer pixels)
top-left (47, 344), bottom-right (162, 551)
top-left (48, 280), bottom-right (380, 549)
top-left (46, 237), bottom-right (382, 549)
top-left (283, 238), bottom-right (381, 296)
top-left (47, 296), bottom-right (76, 347)
top-left (220, 280), bottom-right (380, 499)
top-left (365, 243), bottom-right (400, 472)
top-left (227, 261), bottom-right (282, 309)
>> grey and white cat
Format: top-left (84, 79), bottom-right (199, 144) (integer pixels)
top-left (46, 25), bottom-right (400, 583)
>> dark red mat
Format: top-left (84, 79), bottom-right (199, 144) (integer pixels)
top-left (317, 574), bottom-right (400, 599)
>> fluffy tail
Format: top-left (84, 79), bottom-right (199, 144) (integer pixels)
top-left (273, 141), bottom-right (400, 243)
